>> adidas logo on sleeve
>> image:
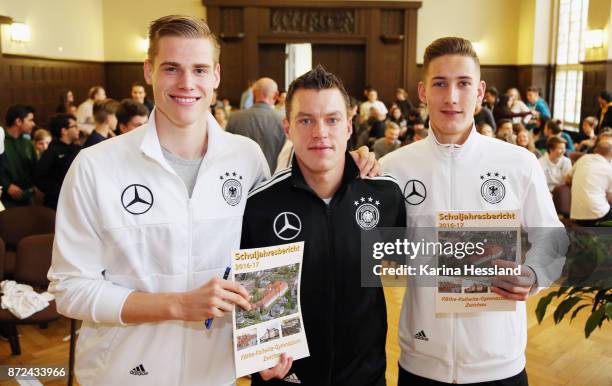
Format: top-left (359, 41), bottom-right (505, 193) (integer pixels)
top-left (283, 373), bottom-right (302, 383)
top-left (414, 330), bottom-right (429, 341)
top-left (130, 364), bottom-right (149, 376)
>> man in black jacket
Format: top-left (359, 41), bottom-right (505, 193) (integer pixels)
top-left (241, 65), bottom-right (406, 386)
top-left (35, 113), bottom-right (81, 209)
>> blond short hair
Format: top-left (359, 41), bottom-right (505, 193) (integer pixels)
top-left (148, 15), bottom-right (220, 64)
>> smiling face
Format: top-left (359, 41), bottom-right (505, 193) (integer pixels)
top-left (418, 54), bottom-right (485, 143)
top-left (285, 88), bottom-right (351, 177)
top-left (549, 142), bottom-right (566, 160)
top-left (516, 130), bottom-right (529, 147)
top-left (144, 36), bottom-right (220, 130)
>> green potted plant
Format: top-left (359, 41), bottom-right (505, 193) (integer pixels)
top-left (535, 227), bottom-right (611, 337)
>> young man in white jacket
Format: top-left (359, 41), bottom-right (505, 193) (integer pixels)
top-left (48, 16), bottom-right (270, 386)
top-left (48, 15), bottom-right (377, 386)
top-left (381, 37), bottom-right (566, 385)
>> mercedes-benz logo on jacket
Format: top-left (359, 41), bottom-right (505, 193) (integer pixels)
top-left (273, 212), bottom-right (302, 240)
top-left (121, 184), bottom-right (154, 215)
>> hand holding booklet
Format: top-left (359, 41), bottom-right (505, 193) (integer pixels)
top-left (231, 241), bottom-right (309, 378)
top-left (435, 210), bottom-right (521, 313)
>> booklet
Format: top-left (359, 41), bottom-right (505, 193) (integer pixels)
top-left (435, 210), bottom-right (520, 313)
top-left (232, 241), bottom-right (309, 378)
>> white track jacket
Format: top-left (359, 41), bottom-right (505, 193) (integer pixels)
top-left (48, 112), bottom-right (269, 386)
top-left (380, 127), bottom-right (566, 384)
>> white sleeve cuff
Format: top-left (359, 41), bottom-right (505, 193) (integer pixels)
top-left (93, 282), bottom-right (134, 325)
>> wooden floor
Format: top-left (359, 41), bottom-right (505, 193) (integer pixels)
top-left (1, 288), bottom-right (610, 386)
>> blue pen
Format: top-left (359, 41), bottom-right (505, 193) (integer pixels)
top-left (205, 266), bottom-right (231, 329)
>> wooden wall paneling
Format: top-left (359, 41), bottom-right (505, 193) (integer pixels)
top-left (104, 62), bottom-right (150, 103)
top-left (312, 44), bottom-right (365, 99)
top-left (405, 8), bottom-right (418, 105)
top-left (517, 65), bottom-right (552, 106)
top-left (480, 65), bottom-right (519, 99)
top-left (377, 9), bottom-right (405, 105)
top-left (579, 61), bottom-right (612, 122)
top-left (0, 55), bottom-right (105, 128)
top-left (244, 7), bottom-right (261, 92)
top-left (202, 1), bottom-right (421, 105)
top-left (364, 8), bottom-right (382, 102)
top-left (258, 44), bottom-right (286, 89)
top-left (219, 40), bottom-right (248, 106)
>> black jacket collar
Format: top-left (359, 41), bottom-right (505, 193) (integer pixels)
top-left (289, 152), bottom-right (359, 199)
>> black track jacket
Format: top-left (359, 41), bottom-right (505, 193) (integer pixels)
top-left (241, 153), bottom-right (406, 386)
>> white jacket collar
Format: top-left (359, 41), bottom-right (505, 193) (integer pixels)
top-left (139, 108), bottom-right (225, 172)
top-left (426, 124), bottom-right (480, 159)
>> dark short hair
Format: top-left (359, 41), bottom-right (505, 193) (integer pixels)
top-left (527, 86), bottom-right (540, 94)
top-left (49, 113), bottom-right (77, 138)
top-left (131, 82), bottom-right (145, 90)
top-left (547, 135), bottom-right (566, 152)
top-left (285, 64), bottom-right (350, 119)
top-left (116, 99), bottom-right (149, 126)
top-left (414, 128), bottom-right (429, 138)
top-left (423, 37), bottom-right (479, 76)
top-left (93, 99), bottom-right (120, 124)
top-left (5, 105), bottom-right (34, 127)
top-left (546, 119), bottom-right (561, 134)
top-left (486, 87), bottom-right (499, 97)
top-left (600, 90), bottom-right (612, 103)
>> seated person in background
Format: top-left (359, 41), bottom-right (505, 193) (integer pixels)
top-left (1, 104), bottom-right (36, 208)
top-left (411, 127), bottom-right (429, 143)
top-left (526, 86), bottom-right (551, 133)
top-left (493, 94), bottom-right (529, 128)
top-left (76, 86), bottom-right (106, 134)
top-left (516, 128), bottom-right (541, 159)
top-left (496, 119), bottom-right (516, 144)
top-left (507, 87), bottom-right (531, 124)
top-left (222, 98), bottom-right (232, 117)
top-left (482, 86), bottom-right (498, 111)
top-left (538, 136), bottom-right (571, 192)
top-left (213, 106), bottom-right (228, 129)
top-left (116, 99), bottom-right (149, 135)
top-left (476, 122), bottom-right (494, 137)
top-left (359, 88), bottom-right (388, 121)
top-left (535, 119), bottom-right (574, 152)
top-left (596, 91), bottom-right (612, 134)
top-left (568, 133), bottom-right (612, 226)
top-left (366, 107), bottom-right (388, 146)
top-left (32, 128), bottom-right (52, 160)
top-left (130, 82), bottom-right (155, 113)
top-left (512, 121), bottom-right (527, 135)
top-left (373, 122), bottom-right (401, 159)
top-left (275, 90), bottom-right (287, 114)
top-left (474, 103), bottom-right (496, 132)
top-left (389, 105), bottom-right (408, 140)
top-left (575, 116), bottom-right (597, 152)
top-left (56, 89), bottom-right (76, 114)
top-left (83, 99), bottom-right (119, 148)
top-left (35, 114), bottom-right (81, 209)
top-left (394, 88), bottom-right (414, 118)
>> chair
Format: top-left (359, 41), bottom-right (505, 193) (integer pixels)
top-left (0, 206), bottom-right (55, 277)
top-left (552, 184), bottom-right (571, 218)
top-left (0, 233), bottom-right (60, 355)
